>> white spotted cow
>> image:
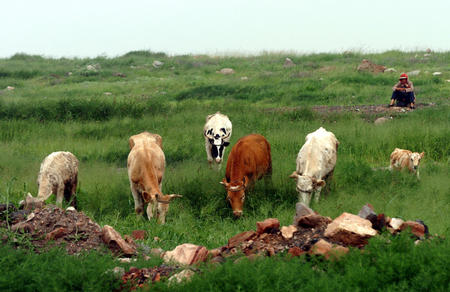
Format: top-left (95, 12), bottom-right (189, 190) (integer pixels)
top-left (289, 127), bottom-right (339, 206)
top-left (203, 112), bottom-right (232, 169)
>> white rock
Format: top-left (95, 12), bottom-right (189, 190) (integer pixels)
top-left (104, 92), bottom-right (112, 96)
top-left (217, 68), bottom-right (235, 75)
top-left (66, 206), bottom-right (76, 212)
top-left (241, 76), bottom-right (248, 81)
top-left (407, 70), bottom-right (421, 76)
top-left (432, 72), bottom-right (442, 76)
top-left (374, 117), bottom-right (392, 125)
top-left (6, 86), bottom-right (15, 91)
top-left (281, 225), bottom-right (297, 239)
top-left (283, 57), bottom-right (296, 68)
top-left (152, 60), bottom-right (164, 68)
top-left (168, 269), bottom-right (195, 284)
top-left (86, 65), bottom-right (96, 71)
top-left (384, 68), bottom-right (397, 73)
top-left (389, 218), bottom-right (404, 230)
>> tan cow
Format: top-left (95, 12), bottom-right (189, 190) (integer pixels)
top-left (220, 134), bottom-right (272, 218)
top-left (23, 151), bottom-right (79, 210)
top-left (289, 127), bottom-right (339, 206)
top-left (127, 132), bottom-right (181, 224)
top-left (389, 148), bottom-right (424, 179)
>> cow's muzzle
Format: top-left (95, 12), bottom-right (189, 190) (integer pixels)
top-left (233, 210), bottom-right (243, 218)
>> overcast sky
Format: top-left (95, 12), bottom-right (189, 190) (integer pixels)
top-left (1, 0), bottom-right (449, 58)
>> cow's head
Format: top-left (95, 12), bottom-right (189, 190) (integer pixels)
top-left (220, 177), bottom-right (248, 218)
top-left (155, 194), bottom-right (182, 224)
top-left (409, 152), bottom-right (424, 171)
top-left (289, 172), bottom-right (325, 206)
top-left (204, 127), bottom-right (231, 163)
top-left (19, 193), bottom-right (45, 211)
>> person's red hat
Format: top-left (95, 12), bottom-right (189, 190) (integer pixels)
top-left (399, 73), bottom-right (408, 80)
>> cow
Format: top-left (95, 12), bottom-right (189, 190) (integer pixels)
top-left (22, 151), bottom-right (79, 210)
top-left (203, 112), bottom-right (232, 169)
top-left (389, 148), bottom-right (424, 179)
top-left (289, 127), bottom-right (339, 206)
top-left (220, 134), bottom-right (272, 218)
top-left (127, 132), bottom-right (182, 224)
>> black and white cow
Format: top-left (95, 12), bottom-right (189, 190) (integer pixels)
top-left (203, 112), bottom-right (232, 168)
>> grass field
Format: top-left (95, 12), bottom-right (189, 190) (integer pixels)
top-left (0, 50), bottom-right (449, 291)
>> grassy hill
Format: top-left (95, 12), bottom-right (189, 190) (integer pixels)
top-left (0, 50), bottom-right (449, 291)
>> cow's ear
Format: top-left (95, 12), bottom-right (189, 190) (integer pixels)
top-left (420, 152), bottom-right (425, 159)
top-left (243, 176), bottom-right (249, 187)
top-left (129, 138), bottom-right (135, 150)
top-left (315, 179), bottom-right (326, 187)
top-left (289, 171), bottom-right (299, 179)
top-left (223, 142), bottom-right (230, 147)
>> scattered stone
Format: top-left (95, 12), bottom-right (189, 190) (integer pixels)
top-left (154, 236), bottom-right (160, 242)
top-left (217, 68), bottom-right (235, 75)
top-left (132, 230), bottom-right (146, 240)
top-left (292, 202), bottom-right (315, 225)
top-left (374, 117), bottom-right (392, 125)
top-left (150, 248), bottom-right (164, 257)
top-left (152, 60), bottom-right (164, 68)
top-left (256, 218), bottom-right (280, 234)
top-left (66, 206), bottom-right (76, 212)
top-left (228, 231), bottom-right (256, 248)
top-left (288, 246), bottom-right (305, 257)
top-left (357, 59), bottom-right (386, 73)
top-left (6, 86), bottom-right (15, 91)
top-left (324, 212), bottom-right (377, 247)
top-left (11, 221), bottom-right (33, 233)
top-left (111, 266), bottom-right (125, 278)
top-left (407, 70), bottom-right (421, 76)
top-left (384, 68), bottom-right (397, 73)
top-left (310, 239), bottom-right (332, 256)
top-left (210, 255), bottom-right (225, 264)
top-left (283, 58), bottom-right (296, 68)
top-left (163, 243), bottom-right (209, 265)
top-left (281, 225), bottom-right (297, 239)
top-left (240, 76), bottom-right (248, 81)
top-left (86, 65), bottom-right (96, 71)
top-left (432, 72), bottom-right (442, 76)
top-left (169, 269), bottom-right (195, 284)
top-left (400, 221), bottom-right (426, 238)
top-left (45, 227), bottom-right (68, 240)
top-left (118, 258), bottom-right (134, 263)
top-left (208, 248), bottom-right (222, 258)
top-left (389, 218), bottom-right (404, 230)
top-left (358, 204), bottom-right (376, 219)
top-left (66, 72), bottom-right (73, 76)
top-left (102, 225), bottom-right (136, 256)
top-left (112, 72), bottom-right (126, 78)
top-left (295, 214), bottom-right (332, 228)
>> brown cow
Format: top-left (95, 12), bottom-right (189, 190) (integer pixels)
top-left (220, 134), bottom-right (272, 217)
top-left (389, 148), bottom-right (424, 179)
top-left (127, 132), bottom-right (181, 224)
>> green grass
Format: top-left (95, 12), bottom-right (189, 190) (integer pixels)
top-left (0, 50), bottom-right (449, 291)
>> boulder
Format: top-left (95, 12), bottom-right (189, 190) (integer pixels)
top-left (168, 269), bottom-right (195, 284)
top-left (324, 212), bottom-right (377, 247)
top-left (283, 58), bottom-right (296, 68)
top-left (389, 218), bottom-right (404, 230)
top-left (217, 68), bottom-right (235, 75)
top-left (357, 59), bottom-right (386, 73)
top-left (152, 60), bottom-right (164, 68)
top-left (432, 72), bottom-right (442, 76)
top-left (131, 230), bottom-right (146, 240)
top-left (292, 202), bottom-right (315, 225)
top-left (102, 225), bottom-right (136, 255)
top-left (288, 246), bottom-right (305, 257)
top-left (400, 221), bottom-right (426, 238)
top-left (407, 70), bottom-right (421, 76)
top-left (310, 239), bottom-right (349, 259)
top-left (281, 225), bottom-right (297, 239)
top-left (374, 117), bottom-right (392, 125)
top-left (295, 214), bottom-right (331, 228)
top-left (256, 218), bottom-right (280, 234)
top-left (384, 68), bottom-right (397, 73)
top-left (228, 231), bottom-right (256, 248)
top-left (163, 243), bottom-right (208, 265)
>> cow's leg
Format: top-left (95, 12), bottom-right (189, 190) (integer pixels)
top-left (314, 188), bottom-right (323, 203)
top-left (55, 184), bottom-right (65, 208)
top-left (299, 192), bottom-right (311, 207)
top-left (130, 183), bottom-right (144, 215)
top-left (205, 140), bottom-right (213, 168)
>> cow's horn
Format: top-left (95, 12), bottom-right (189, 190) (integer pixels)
top-left (289, 171), bottom-right (299, 179)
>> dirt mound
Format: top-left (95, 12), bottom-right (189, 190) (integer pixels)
top-left (8, 206), bottom-right (104, 254)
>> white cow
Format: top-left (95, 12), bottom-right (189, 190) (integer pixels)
top-left (289, 127), bottom-right (339, 206)
top-left (22, 151), bottom-right (79, 210)
top-left (203, 112), bottom-right (232, 168)
top-left (389, 148), bottom-right (424, 179)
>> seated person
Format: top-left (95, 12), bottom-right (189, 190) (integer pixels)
top-left (389, 73), bottom-right (415, 109)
